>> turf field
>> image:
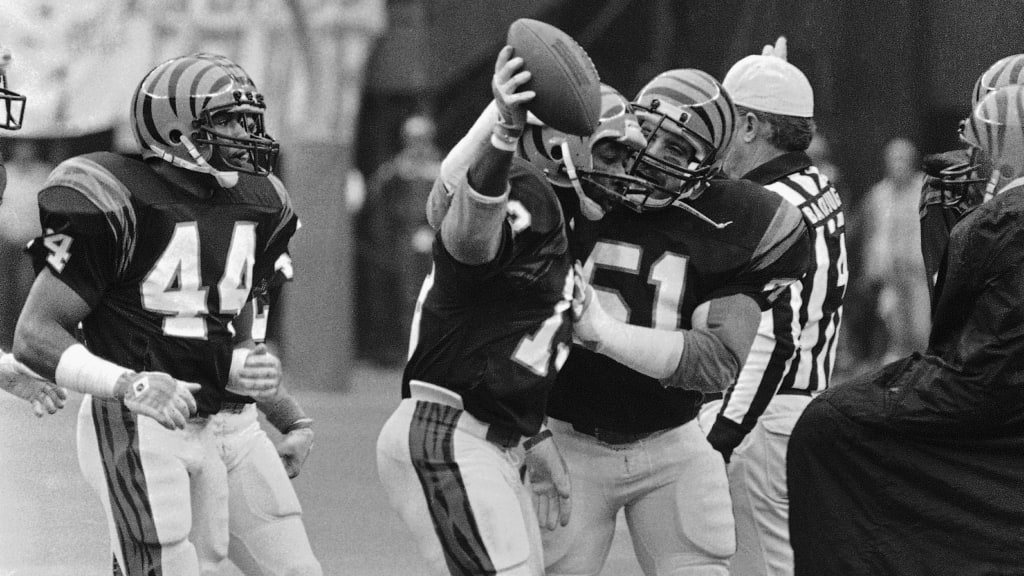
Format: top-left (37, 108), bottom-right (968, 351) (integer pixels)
top-left (0, 362), bottom-right (644, 575)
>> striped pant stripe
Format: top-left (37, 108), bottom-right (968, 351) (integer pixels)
top-left (409, 400), bottom-right (497, 576)
top-left (92, 397), bottom-right (162, 576)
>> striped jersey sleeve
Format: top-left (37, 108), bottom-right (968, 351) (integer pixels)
top-left (30, 156), bottom-right (139, 307)
top-left (719, 164), bottom-right (848, 434)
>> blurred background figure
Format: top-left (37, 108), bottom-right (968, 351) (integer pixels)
top-left (356, 113), bottom-right (442, 366)
top-left (805, 128), bottom-right (842, 187)
top-left (859, 137), bottom-right (930, 365)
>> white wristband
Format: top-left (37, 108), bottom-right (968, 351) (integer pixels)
top-left (490, 132), bottom-right (518, 152)
top-left (55, 343), bottom-right (131, 397)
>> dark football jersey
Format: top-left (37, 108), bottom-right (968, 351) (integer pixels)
top-left (548, 177), bottom-right (811, 434)
top-left (29, 152), bottom-right (298, 415)
top-left (402, 157), bottom-right (574, 437)
top-left (927, 183), bottom-right (1024, 395)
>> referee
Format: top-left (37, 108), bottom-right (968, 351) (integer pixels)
top-left (698, 37), bottom-right (848, 576)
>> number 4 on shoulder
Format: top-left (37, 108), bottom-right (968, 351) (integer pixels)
top-left (42, 231), bottom-right (74, 273)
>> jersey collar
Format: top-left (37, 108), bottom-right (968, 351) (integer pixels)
top-left (741, 151), bottom-right (813, 185)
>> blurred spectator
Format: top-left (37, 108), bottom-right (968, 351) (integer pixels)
top-left (860, 137), bottom-right (930, 364)
top-left (356, 113), bottom-right (442, 366)
top-left (806, 128), bottom-right (842, 187)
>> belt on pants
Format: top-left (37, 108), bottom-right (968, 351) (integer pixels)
top-left (409, 380), bottom-right (522, 449)
top-left (194, 401), bottom-right (253, 419)
top-left (571, 422), bottom-right (669, 445)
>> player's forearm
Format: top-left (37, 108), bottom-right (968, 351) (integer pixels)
top-left (259, 383), bottom-right (313, 434)
top-left (437, 101), bottom-right (502, 203)
top-left (574, 291), bottom-right (684, 379)
top-left (16, 325), bottom-right (131, 398)
top-left (660, 294), bottom-right (762, 392)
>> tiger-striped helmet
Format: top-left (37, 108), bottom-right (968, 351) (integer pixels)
top-left (630, 68), bottom-right (736, 207)
top-left (962, 84), bottom-right (1024, 185)
top-left (971, 54), bottom-right (1024, 110)
top-left (517, 84), bottom-right (649, 219)
top-left (131, 53), bottom-right (278, 186)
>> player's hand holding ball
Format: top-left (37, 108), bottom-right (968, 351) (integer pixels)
top-left (228, 344), bottom-right (281, 401)
top-left (118, 371), bottom-right (200, 430)
top-left (492, 45), bottom-right (534, 136)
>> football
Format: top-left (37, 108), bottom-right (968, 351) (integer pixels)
top-left (507, 18), bottom-right (601, 136)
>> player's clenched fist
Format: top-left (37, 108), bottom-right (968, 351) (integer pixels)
top-left (227, 344), bottom-right (281, 401)
top-left (117, 371), bottom-right (200, 430)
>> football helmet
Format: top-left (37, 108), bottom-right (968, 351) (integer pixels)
top-left (630, 68), bottom-right (736, 207)
top-left (131, 53), bottom-right (278, 187)
top-left (517, 83), bottom-right (649, 219)
top-left (961, 84), bottom-right (1024, 185)
top-left (0, 48), bottom-right (26, 131)
top-left (971, 54), bottom-right (1024, 110)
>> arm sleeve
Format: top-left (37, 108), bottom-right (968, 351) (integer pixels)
top-left (661, 293), bottom-right (763, 393)
top-left (426, 101), bottom-right (503, 230)
top-left (437, 101), bottom-right (516, 266)
top-left (28, 185), bottom-right (124, 309)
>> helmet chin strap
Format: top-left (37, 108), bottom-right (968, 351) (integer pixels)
top-left (993, 172), bottom-right (1024, 198)
top-left (180, 134), bottom-right (240, 188)
top-left (562, 141), bottom-right (606, 221)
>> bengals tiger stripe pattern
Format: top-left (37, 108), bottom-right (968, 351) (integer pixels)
top-left (963, 84), bottom-right (1024, 180)
top-left (633, 68), bottom-right (736, 158)
top-left (971, 53), bottom-right (1024, 110)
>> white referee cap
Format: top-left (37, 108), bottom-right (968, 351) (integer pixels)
top-left (723, 54), bottom-right (814, 118)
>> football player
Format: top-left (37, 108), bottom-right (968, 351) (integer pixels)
top-left (919, 53), bottom-right (1024, 298)
top-left (13, 53), bottom-right (320, 575)
top-left (376, 45), bottom-right (577, 576)
top-left (788, 83), bottom-right (1024, 576)
top-left (0, 45), bottom-right (66, 417)
top-left (541, 69), bottom-right (812, 576)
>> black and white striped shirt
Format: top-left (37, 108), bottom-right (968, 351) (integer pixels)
top-left (715, 151), bottom-right (848, 440)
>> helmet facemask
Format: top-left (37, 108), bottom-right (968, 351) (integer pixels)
top-left (193, 94), bottom-right (279, 178)
top-left (0, 75), bottom-right (26, 131)
top-left (628, 100), bottom-right (717, 209)
top-left (132, 53), bottom-right (279, 188)
top-left (561, 139), bottom-right (652, 220)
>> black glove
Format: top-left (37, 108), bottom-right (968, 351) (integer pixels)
top-left (706, 415), bottom-right (749, 465)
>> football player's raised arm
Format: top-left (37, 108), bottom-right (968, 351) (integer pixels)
top-left (440, 46), bottom-right (534, 265)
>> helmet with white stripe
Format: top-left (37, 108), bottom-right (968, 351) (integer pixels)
top-left (131, 53), bottom-right (279, 188)
top-left (630, 68), bottom-right (736, 207)
top-left (962, 84), bottom-right (1024, 185)
top-left (518, 83), bottom-right (649, 219)
top-left (971, 54), bottom-right (1024, 110)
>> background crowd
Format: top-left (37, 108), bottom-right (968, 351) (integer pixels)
top-left (1, 0), bottom-right (1021, 386)
top-left (3, 1), bottom-right (1024, 576)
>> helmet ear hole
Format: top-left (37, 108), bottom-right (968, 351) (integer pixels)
top-left (169, 129), bottom-right (183, 144)
top-left (551, 145), bottom-right (564, 161)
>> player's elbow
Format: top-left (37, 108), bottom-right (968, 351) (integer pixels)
top-left (660, 330), bottom-right (742, 393)
top-left (12, 315), bottom-right (52, 376)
